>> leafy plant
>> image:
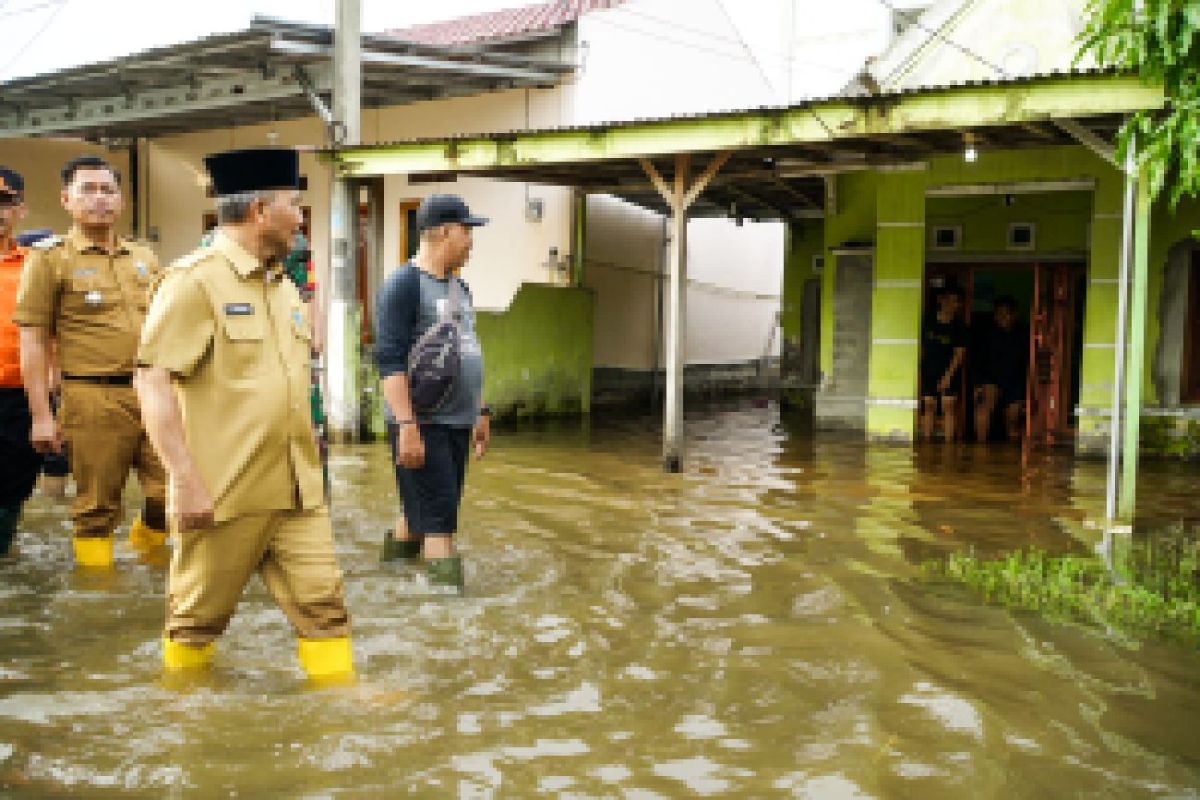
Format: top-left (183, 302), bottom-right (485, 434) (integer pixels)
top-left (926, 536), bottom-right (1200, 645)
top-left (1079, 0), bottom-right (1200, 207)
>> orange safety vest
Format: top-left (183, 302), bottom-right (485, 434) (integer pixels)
top-left (0, 245), bottom-right (26, 388)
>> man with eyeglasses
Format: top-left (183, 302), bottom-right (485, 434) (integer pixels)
top-left (14, 155), bottom-right (168, 568)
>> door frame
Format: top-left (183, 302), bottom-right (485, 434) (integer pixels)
top-left (923, 260), bottom-right (1085, 442)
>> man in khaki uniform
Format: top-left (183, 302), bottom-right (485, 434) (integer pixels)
top-left (14, 155), bottom-right (167, 568)
top-left (136, 147), bottom-right (352, 682)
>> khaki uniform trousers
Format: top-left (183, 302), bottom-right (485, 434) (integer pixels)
top-left (59, 381), bottom-right (166, 537)
top-left (166, 505), bottom-right (350, 646)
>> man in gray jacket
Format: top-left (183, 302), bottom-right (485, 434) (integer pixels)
top-left (374, 194), bottom-right (491, 592)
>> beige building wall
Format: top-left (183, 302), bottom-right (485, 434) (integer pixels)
top-left (0, 138), bottom-right (132, 238)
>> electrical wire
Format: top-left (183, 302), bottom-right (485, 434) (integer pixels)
top-left (0, 0), bottom-right (69, 78)
top-left (0, 0), bottom-right (66, 18)
top-left (874, 0), bottom-right (1010, 79)
top-left (584, 13), bottom-right (859, 79)
top-left (713, 0), bottom-right (776, 96)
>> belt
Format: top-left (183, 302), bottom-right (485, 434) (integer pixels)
top-left (63, 373), bottom-right (134, 386)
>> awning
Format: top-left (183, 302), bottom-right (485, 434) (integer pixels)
top-left (325, 71), bottom-right (1164, 220)
top-left (0, 16), bottom-right (574, 141)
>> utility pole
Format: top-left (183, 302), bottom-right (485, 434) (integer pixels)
top-left (326, 0), bottom-right (362, 441)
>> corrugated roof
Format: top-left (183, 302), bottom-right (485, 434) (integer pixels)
top-left (330, 68), bottom-right (1127, 150)
top-left (386, 0), bottom-right (626, 47)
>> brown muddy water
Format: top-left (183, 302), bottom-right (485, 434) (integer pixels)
top-left (1, 404), bottom-right (1199, 798)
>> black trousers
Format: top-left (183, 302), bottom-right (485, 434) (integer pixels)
top-left (0, 388), bottom-right (42, 511)
top-left (388, 422), bottom-right (471, 536)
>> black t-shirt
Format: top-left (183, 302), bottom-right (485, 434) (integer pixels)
top-left (922, 315), bottom-right (966, 376)
top-left (979, 322), bottom-right (1026, 386)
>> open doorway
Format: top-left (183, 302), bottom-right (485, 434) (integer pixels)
top-left (921, 261), bottom-right (1086, 444)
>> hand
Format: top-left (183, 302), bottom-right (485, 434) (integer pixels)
top-left (171, 471), bottom-right (216, 532)
top-left (29, 414), bottom-right (63, 455)
top-left (473, 415), bottom-right (491, 460)
top-left (395, 423), bottom-right (425, 469)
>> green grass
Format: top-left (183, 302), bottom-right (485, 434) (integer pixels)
top-left (926, 537), bottom-right (1200, 645)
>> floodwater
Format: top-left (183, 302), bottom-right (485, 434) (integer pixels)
top-left (1, 403), bottom-right (1199, 798)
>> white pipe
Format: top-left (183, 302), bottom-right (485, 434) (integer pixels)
top-left (1105, 137), bottom-right (1136, 524)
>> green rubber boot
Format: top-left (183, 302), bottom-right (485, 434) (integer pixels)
top-left (426, 556), bottom-right (464, 594)
top-left (0, 507), bottom-right (17, 557)
top-left (381, 532), bottom-right (422, 564)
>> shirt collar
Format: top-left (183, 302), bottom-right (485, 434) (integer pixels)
top-left (67, 226), bottom-right (129, 256)
top-left (210, 230), bottom-right (265, 279)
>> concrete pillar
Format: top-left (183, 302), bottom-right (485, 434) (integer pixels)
top-left (663, 158), bottom-right (689, 473)
top-left (325, 0), bottom-right (362, 441)
top-left (866, 168), bottom-right (927, 441)
top-left (1076, 166), bottom-right (1127, 457)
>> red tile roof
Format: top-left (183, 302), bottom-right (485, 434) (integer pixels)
top-left (386, 0), bottom-right (626, 47)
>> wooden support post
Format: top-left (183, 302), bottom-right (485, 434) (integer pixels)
top-left (639, 151), bottom-right (731, 472)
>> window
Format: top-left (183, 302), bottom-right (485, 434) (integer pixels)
top-left (399, 200), bottom-right (421, 262)
top-left (931, 225), bottom-right (962, 250)
top-left (1008, 223), bottom-right (1036, 251)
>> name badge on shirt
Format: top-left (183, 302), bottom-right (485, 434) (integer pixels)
top-left (135, 261), bottom-right (149, 279)
top-left (224, 303), bottom-right (255, 316)
top-left (84, 290), bottom-right (103, 306)
top-left (74, 267), bottom-right (97, 278)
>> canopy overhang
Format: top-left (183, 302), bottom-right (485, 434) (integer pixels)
top-left (326, 71), bottom-right (1165, 220)
top-left (0, 16), bottom-right (575, 141)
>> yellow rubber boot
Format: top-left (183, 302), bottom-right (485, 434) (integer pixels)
top-left (73, 537), bottom-right (114, 568)
top-left (162, 636), bottom-right (215, 671)
top-left (297, 637), bottom-right (356, 685)
top-left (129, 516), bottom-right (168, 551)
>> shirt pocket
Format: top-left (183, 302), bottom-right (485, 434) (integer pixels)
top-left (218, 313), bottom-right (266, 383)
top-left (64, 267), bottom-right (119, 316)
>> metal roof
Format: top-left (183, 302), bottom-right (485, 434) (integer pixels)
top-left (329, 70), bottom-right (1154, 222)
top-left (0, 16), bottom-right (575, 141)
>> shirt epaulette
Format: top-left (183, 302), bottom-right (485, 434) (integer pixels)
top-left (171, 249), bottom-right (211, 271)
top-left (31, 235), bottom-right (63, 250)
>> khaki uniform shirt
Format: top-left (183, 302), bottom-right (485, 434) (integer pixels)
top-left (138, 231), bottom-right (323, 523)
top-left (13, 227), bottom-right (161, 375)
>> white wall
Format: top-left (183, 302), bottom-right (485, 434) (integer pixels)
top-left (586, 195), bottom-right (784, 369)
top-left (874, 0), bottom-right (1092, 91)
top-left (0, 139), bottom-right (132, 238)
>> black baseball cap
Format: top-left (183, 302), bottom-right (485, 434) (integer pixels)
top-left (415, 194), bottom-right (488, 232)
top-left (0, 167), bottom-right (24, 201)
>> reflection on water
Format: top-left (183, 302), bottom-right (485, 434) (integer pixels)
top-left (2, 404), bottom-right (1199, 797)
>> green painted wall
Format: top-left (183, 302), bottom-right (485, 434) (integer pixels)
top-left (926, 191), bottom-right (1091, 255)
top-left (475, 283), bottom-right (594, 418)
top-left (868, 170), bottom-right (927, 440)
top-left (781, 218), bottom-right (824, 361)
top-left (821, 170), bottom-right (880, 376)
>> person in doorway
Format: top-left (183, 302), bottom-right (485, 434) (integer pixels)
top-left (135, 147), bottom-right (353, 681)
top-left (973, 295), bottom-right (1026, 442)
top-left (0, 168), bottom-right (45, 556)
top-left (14, 156), bottom-right (168, 567)
top-left (375, 194), bottom-right (491, 593)
top-left (920, 284), bottom-right (967, 441)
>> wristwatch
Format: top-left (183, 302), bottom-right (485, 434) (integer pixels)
top-left (479, 405), bottom-right (492, 417)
